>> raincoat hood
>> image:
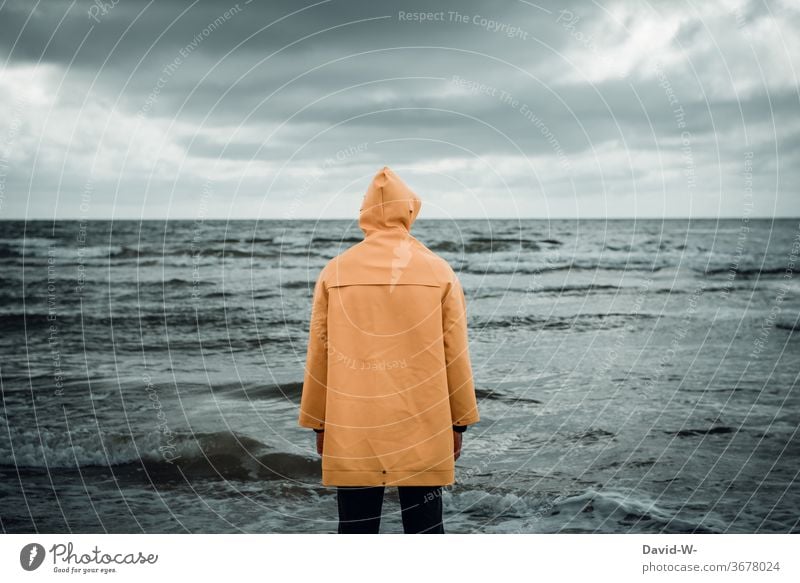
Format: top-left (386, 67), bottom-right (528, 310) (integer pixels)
top-left (358, 166), bottom-right (422, 236)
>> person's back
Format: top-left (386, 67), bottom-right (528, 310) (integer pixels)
top-left (298, 166), bottom-right (480, 532)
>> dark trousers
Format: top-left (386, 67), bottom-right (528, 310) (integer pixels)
top-left (337, 485), bottom-right (445, 534)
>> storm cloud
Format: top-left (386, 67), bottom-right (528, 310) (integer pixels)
top-left (0, 0), bottom-right (798, 219)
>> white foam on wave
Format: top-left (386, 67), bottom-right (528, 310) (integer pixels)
top-left (0, 427), bottom-right (269, 468)
top-left (444, 488), bottom-right (541, 518)
top-left (442, 486), bottom-right (712, 533)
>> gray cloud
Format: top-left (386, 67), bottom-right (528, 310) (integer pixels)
top-left (0, 0), bottom-right (798, 219)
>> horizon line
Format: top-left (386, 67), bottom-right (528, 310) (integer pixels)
top-left (2, 216), bottom-right (798, 221)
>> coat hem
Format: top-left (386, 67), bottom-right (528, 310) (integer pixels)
top-left (322, 469), bottom-right (454, 487)
top-left (298, 417), bottom-right (325, 430)
top-left (453, 415), bottom-right (480, 427)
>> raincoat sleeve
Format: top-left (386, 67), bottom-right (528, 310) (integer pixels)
top-left (298, 271), bottom-right (329, 430)
top-left (441, 273), bottom-right (480, 428)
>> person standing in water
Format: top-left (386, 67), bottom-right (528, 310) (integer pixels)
top-left (298, 166), bottom-right (480, 534)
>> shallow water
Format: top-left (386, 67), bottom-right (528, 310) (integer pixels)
top-left (1, 218), bottom-right (798, 533)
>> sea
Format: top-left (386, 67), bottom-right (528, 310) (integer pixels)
top-left (0, 218), bottom-right (798, 533)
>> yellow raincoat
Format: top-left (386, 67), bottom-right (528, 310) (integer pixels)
top-left (298, 166), bottom-right (480, 486)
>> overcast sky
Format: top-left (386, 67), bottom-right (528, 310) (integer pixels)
top-left (0, 0), bottom-right (798, 219)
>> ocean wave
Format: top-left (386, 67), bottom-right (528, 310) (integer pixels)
top-left (0, 309), bottom-right (306, 331)
top-left (446, 486), bottom-right (716, 532)
top-left (462, 261), bottom-right (668, 275)
top-left (701, 266), bottom-right (789, 278)
top-left (447, 489), bottom-right (535, 518)
top-left (474, 386), bottom-right (542, 404)
top-left (0, 244), bottom-right (20, 258)
top-left (474, 312), bottom-right (659, 332)
top-left (207, 237), bottom-right (275, 244)
top-left (473, 284), bottom-right (623, 299)
top-left (282, 280), bottom-right (312, 290)
top-left (536, 284), bottom-right (622, 296)
top-left (107, 245), bottom-right (283, 260)
top-left (549, 488), bottom-right (719, 533)
top-left (213, 381), bottom-right (304, 401)
top-left (564, 427), bottom-right (616, 444)
top-left (776, 316), bottom-right (799, 332)
top-left (310, 236), bottom-right (363, 244)
top-left (0, 429), bottom-right (319, 482)
top-left (430, 237), bottom-right (543, 254)
top-left (666, 426), bottom-right (736, 437)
